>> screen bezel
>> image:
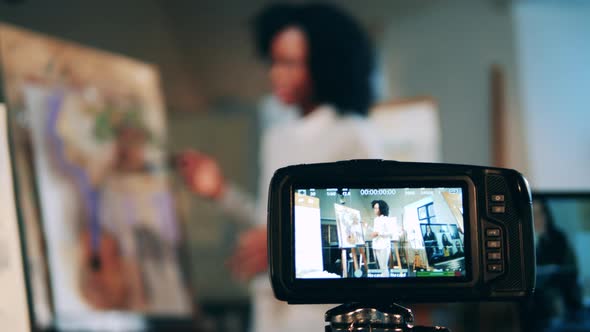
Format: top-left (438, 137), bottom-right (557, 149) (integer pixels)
top-left (274, 175), bottom-right (481, 301)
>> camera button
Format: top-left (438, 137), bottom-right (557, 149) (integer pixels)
top-left (486, 228), bottom-right (501, 237)
top-left (486, 240), bottom-right (501, 249)
top-left (491, 194), bottom-right (505, 202)
top-left (487, 264), bottom-right (503, 273)
top-left (487, 252), bottom-right (502, 260)
top-left (491, 205), bottom-right (505, 213)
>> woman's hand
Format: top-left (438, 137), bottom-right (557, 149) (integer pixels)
top-left (176, 150), bottom-right (226, 200)
top-left (227, 226), bottom-right (268, 281)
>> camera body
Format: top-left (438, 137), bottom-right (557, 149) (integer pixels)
top-left (268, 160), bottom-right (535, 304)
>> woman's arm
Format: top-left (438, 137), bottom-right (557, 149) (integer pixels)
top-left (218, 184), bottom-right (259, 226)
top-left (177, 150), bottom-right (259, 226)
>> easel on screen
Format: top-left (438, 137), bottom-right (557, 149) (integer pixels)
top-left (389, 240), bottom-right (402, 269)
top-left (353, 246), bottom-right (368, 275)
top-left (341, 246), bottom-right (368, 278)
top-left (335, 204), bottom-right (367, 277)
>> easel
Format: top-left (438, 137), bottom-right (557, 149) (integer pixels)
top-left (412, 250), bottom-right (428, 271)
top-left (352, 247), bottom-right (368, 274)
top-left (408, 237), bottom-right (430, 271)
top-left (341, 246), bottom-right (368, 277)
top-left (388, 240), bottom-right (402, 269)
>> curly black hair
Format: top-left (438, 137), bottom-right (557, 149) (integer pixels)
top-left (253, 3), bottom-right (375, 115)
top-left (371, 200), bottom-right (389, 217)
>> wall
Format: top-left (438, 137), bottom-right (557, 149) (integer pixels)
top-left (0, 0), bottom-right (202, 112)
top-left (513, 0), bottom-right (590, 190)
top-left (381, 0), bottom-right (525, 168)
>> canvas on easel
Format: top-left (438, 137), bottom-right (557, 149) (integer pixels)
top-left (0, 23), bottom-right (192, 330)
top-left (370, 97), bottom-right (441, 163)
top-left (334, 204), bottom-right (365, 249)
top-left (334, 204), bottom-right (366, 278)
top-left (0, 103), bottom-right (32, 331)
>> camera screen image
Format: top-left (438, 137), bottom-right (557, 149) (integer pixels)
top-left (294, 187), bottom-right (466, 280)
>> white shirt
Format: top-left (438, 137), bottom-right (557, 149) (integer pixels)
top-left (251, 105), bottom-right (384, 332)
top-left (372, 215), bottom-right (396, 250)
top-left (220, 105), bottom-right (383, 226)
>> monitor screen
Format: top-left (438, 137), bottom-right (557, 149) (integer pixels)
top-left (532, 193), bottom-right (590, 308)
top-left (294, 187), bottom-right (467, 280)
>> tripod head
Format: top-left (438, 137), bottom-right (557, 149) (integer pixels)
top-left (325, 303), bottom-right (450, 332)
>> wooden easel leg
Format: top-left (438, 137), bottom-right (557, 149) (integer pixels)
top-left (394, 242), bottom-right (402, 269)
top-left (359, 247), bottom-right (368, 274)
top-left (388, 250), bottom-right (394, 269)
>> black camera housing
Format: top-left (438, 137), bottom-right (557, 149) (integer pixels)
top-left (267, 160), bottom-right (535, 304)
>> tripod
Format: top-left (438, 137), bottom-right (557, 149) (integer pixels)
top-left (325, 303), bottom-right (450, 332)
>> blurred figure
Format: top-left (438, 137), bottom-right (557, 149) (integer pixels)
top-left (423, 225), bottom-right (437, 264)
top-left (524, 199), bottom-right (583, 330)
top-left (441, 233), bottom-right (452, 257)
top-left (178, 3), bottom-right (381, 331)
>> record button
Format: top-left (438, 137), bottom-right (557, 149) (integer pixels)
top-left (487, 264), bottom-right (503, 273)
top-left (491, 205), bottom-right (506, 213)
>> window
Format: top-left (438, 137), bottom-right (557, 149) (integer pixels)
top-left (418, 202), bottom-right (436, 224)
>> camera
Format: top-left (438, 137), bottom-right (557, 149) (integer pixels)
top-left (267, 160), bottom-right (536, 305)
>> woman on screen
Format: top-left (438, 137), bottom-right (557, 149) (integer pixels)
top-left (370, 200), bottom-right (394, 277)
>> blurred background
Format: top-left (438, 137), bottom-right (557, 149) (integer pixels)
top-left (0, 0), bottom-right (589, 331)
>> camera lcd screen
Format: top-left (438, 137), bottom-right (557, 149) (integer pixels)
top-left (294, 187), bottom-right (466, 280)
